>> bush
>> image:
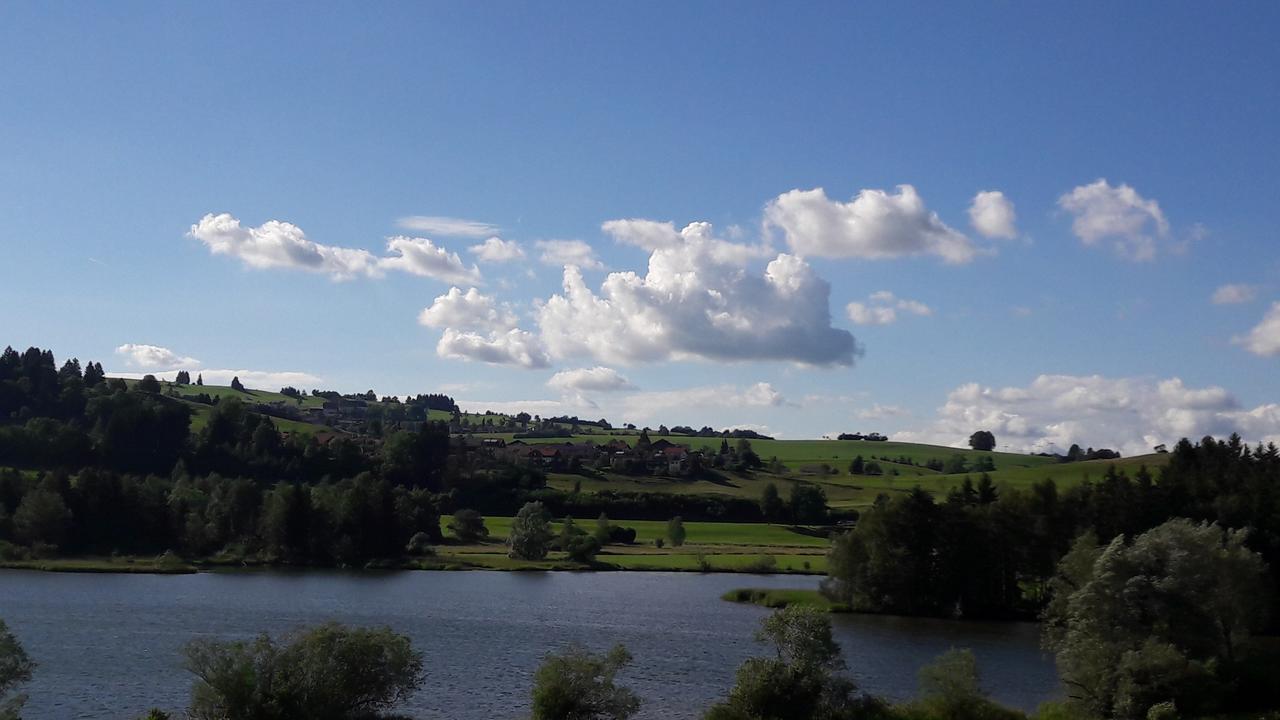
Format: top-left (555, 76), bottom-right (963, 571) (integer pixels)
top-left (184, 622), bottom-right (423, 720)
top-left (405, 532), bottom-right (434, 556)
top-left (530, 644), bottom-right (639, 720)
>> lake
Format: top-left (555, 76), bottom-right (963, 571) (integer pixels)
top-left (0, 569), bottom-right (1060, 719)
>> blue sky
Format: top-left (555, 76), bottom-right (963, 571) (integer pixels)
top-left (2, 2), bottom-right (1278, 451)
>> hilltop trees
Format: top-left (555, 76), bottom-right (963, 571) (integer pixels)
top-left (968, 430), bottom-right (996, 451)
top-left (229, 376), bottom-right (245, 392)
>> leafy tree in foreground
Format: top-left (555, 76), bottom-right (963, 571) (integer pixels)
top-left (508, 501), bottom-right (553, 560)
top-left (531, 644), bottom-right (640, 720)
top-left (0, 619), bottom-right (34, 720)
top-left (704, 606), bottom-right (882, 720)
top-left (448, 508), bottom-right (488, 543)
top-left (1042, 519), bottom-right (1270, 720)
top-left (667, 516), bottom-right (686, 547)
top-left (184, 622), bottom-right (423, 720)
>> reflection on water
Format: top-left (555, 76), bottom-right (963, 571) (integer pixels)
top-left (0, 569), bottom-right (1060, 719)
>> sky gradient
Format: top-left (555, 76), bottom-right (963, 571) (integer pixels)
top-left (2, 1), bottom-right (1278, 452)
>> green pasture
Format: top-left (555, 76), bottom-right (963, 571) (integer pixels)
top-left (468, 515), bottom-right (831, 548)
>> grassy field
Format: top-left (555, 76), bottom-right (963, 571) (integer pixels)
top-left (471, 516), bottom-right (831, 547)
top-left (527, 438), bottom-right (1172, 509)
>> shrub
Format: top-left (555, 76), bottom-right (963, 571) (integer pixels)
top-left (184, 622), bottom-right (424, 720)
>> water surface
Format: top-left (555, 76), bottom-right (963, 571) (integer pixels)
top-left (0, 569), bottom-right (1059, 719)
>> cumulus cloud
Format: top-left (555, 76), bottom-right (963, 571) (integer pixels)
top-left (535, 239), bottom-right (604, 270)
top-left (468, 236), bottom-right (526, 263)
top-left (417, 287), bottom-right (517, 332)
top-left (115, 343), bottom-right (200, 370)
top-left (858, 403), bottom-right (907, 420)
top-left (189, 213), bottom-right (481, 284)
top-left (380, 236), bottom-right (482, 284)
top-left (895, 374), bottom-right (1280, 456)
top-left (1234, 302), bottom-right (1280, 357)
top-left (603, 219), bottom-right (772, 265)
top-left (764, 185), bottom-right (976, 263)
top-left (1212, 284), bottom-right (1257, 305)
top-left (1057, 179), bottom-right (1169, 261)
top-left (437, 328), bottom-right (550, 369)
top-left (111, 344), bottom-right (320, 389)
top-left (846, 290), bottom-right (932, 326)
top-left (547, 367), bottom-right (636, 393)
top-left (188, 213), bottom-right (381, 280)
top-left (535, 224), bottom-right (858, 366)
top-left (619, 382), bottom-right (790, 424)
top-left (396, 215), bottom-right (499, 238)
top-left (968, 190), bottom-right (1017, 239)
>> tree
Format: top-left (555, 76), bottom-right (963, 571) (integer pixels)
top-left (849, 456), bottom-right (865, 475)
top-left (230, 376), bottom-right (245, 392)
top-left (531, 644), bottom-right (640, 720)
top-left (704, 606), bottom-right (876, 720)
top-left (175, 370), bottom-right (191, 385)
top-left (448, 509), bottom-right (488, 542)
top-left (595, 512), bottom-right (613, 545)
top-left (13, 487), bottom-right (72, 547)
top-left (789, 483), bottom-right (828, 524)
top-left (0, 619), bottom-right (34, 720)
top-left (667, 516), bottom-right (686, 547)
top-left (968, 430), bottom-right (996, 451)
top-left (911, 648), bottom-right (1022, 720)
top-left (195, 373), bottom-right (203, 386)
top-left (1042, 519), bottom-right (1270, 720)
top-left (508, 501), bottom-right (553, 560)
top-left (137, 374), bottom-right (162, 394)
top-left (760, 483), bottom-right (784, 521)
top-left (184, 622), bottom-right (424, 720)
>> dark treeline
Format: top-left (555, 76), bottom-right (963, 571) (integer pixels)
top-left (825, 435), bottom-right (1280, 622)
top-left (0, 346), bottom-right (773, 564)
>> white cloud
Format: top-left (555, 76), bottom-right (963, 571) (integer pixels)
top-left (188, 213), bottom-right (381, 280)
top-left (1212, 284), bottom-right (1257, 305)
top-left (396, 215), bottom-right (499, 238)
top-left (437, 328), bottom-right (550, 369)
top-left (1235, 302), bottom-right (1280, 357)
top-left (115, 344), bottom-right (201, 370)
top-left (968, 190), bottom-right (1018, 239)
top-left (417, 287), bottom-right (517, 332)
top-left (764, 184), bottom-right (977, 263)
top-left (603, 219), bottom-right (772, 265)
top-left (535, 227), bottom-right (858, 366)
top-left (547, 366), bottom-right (636, 393)
top-left (468, 236), bottom-right (526, 263)
top-left (895, 374), bottom-right (1280, 456)
top-left (857, 403), bottom-right (907, 420)
top-left (1057, 179), bottom-right (1169, 261)
top-left (380, 236), bottom-right (482, 285)
top-left (535, 239), bottom-right (604, 270)
top-left (846, 290), bottom-right (932, 326)
top-left (109, 369), bottom-right (322, 390)
top-left (190, 213), bottom-right (481, 284)
top-left (619, 382), bottom-right (789, 423)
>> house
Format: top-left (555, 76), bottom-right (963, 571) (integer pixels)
top-left (662, 445), bottom-right (691, 474)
